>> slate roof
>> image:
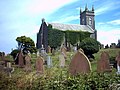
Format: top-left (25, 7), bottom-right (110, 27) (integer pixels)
top-left (48, 23), bottom-right (94, 33)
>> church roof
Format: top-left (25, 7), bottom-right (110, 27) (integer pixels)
top-left (48, 23), bottom-right (94, 33)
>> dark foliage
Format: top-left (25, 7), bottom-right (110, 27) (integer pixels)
top-left (79, 37), bottom-right (100, 59)
top-left (48, 25), bottom-right (64, 49)
top-left (16, 36), bottom-right (37, 54)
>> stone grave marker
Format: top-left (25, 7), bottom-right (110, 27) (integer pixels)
top-left (60, 46), bottom-right (67, 59)
top-left (47, 55), bottom-right (52, 68)
top-left (52, 48), bottom-right (55, 55)
top-left (40, 44), bottom-right (45, 56)
top-left (4, 62), bottom-right (14, 77)
top-left (73, 46), bottom-right (77, 52)
top-left (115, 51), bottom-right (120, 74)
top-left (97, 51), bottom-right (111, 73)
top-left (18, 50), bottom-right (24, 68)
top-left (24, 54), bottom-right (32, 72)
top-left (47, 46), bottom-right (51, 53)
top-left (59, 52), bottom-right (65, 67)
top-left (69, 51), bottom-right (91, 75)
top-left (35, 56), bottom-right (44, 74)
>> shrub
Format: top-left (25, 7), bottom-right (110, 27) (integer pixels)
top-left (79, 37), bottom-right (100, 59)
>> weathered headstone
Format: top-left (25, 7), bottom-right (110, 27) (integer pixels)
top-left (4, 62), bottom-right (14, 77)
top-left (40, 44), bottom-right (45, 56)
top-left (24, 54), bottom-right (32, 72)
top-left (52, 48), bottom-right (55, 55)
top-left (47, 55), bottom-right (52, 68)
top-left (69, 51), bottom-right (91, 75)
top-left (115, 51), bottom-right (120, 74)
top-left (18, 50), bottom-right (24, 68)
top-left (60, 46), bottom-right (67, 59)
top-left (59, 52), bottom-right (65, 67)
top-left (73, 46), bottom-right (77, 52)
top-left (35, 56), bottom-right (44, 74)
top-left (97, 51), bottom-right (111, 73)
top-left (47, 46), bottom-right (51, 53)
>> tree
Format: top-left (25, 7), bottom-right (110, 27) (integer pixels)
top-left (16, 36), bottom-right (37, 54)
top-left (79, 37), bottom-right (100, 59)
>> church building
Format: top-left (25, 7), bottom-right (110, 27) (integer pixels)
top-left (36, 5), bottom-right (97, 51)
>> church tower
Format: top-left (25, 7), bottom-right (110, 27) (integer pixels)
top-left (80, 5), bottom-right (97, 39)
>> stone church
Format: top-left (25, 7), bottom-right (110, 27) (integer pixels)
top-left (36, 5), bottom-right (97, 51)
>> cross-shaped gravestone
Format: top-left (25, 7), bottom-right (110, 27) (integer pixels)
top-left (4, 62), bottom-right (14, 77)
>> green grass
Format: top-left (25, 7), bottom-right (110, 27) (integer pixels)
top-left (3, 48), bottom-right (120, 76)
top-left (0, 48), bottom-right (120, 89)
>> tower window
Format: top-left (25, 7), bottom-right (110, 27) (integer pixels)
top-left (89, 17), bottom-right (92, 25)
top-left (82, 18), bottom-right (84, 24)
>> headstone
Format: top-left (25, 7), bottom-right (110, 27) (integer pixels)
top-left (69, 51), bottom-right (91, 75)
top-left (115, 51), bottom-right (120, 74)
top-left (4, 62), bottom-right (14, 77)
top-left (52, 48), bottom-right (55, 55)
top-left (47, 55), bottom-right (52, 68)
top-left (24, 54), bottom-right (32, 72)
top-left (59, 52), bottom-right (65, 67)
top-left (37, 51), bottom-right (40, 57)
top-left (35, 56), bottom-right (44, 74)
top-left (60, 46), bottom-right (67, 59)
top-left (47, 46), bottom-right (51, 53)
top-left (18, 50), bottom-right (24, 68)
top-left (41, 44), bottom-right (45, 56)
top-left (73, 46), bottom-right (77, 52)
top-left (97, 52), bottom-right (111, 73)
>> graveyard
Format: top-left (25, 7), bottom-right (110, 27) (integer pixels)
top-left (0, 47), bottom-right (120, 90)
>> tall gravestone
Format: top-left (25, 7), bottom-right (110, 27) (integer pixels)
top-left (24, 54), bottom-right (32, 72)
top-left (69, 51), bottom-right (91, 75)
top-left (97, 52), bottom-right (111, 73)
top-left (35, 56), bottom-right (44, 74)
top-left (47, 55), bottom-right (52, 68)
top-left (115, 51), bottom-right (120, 74)
top-left (18, 50), bottom-right (24, 68)
top-left (60, 46), bottom-right (67, 59)
top-left (59, 52), bottom-right (65, 67)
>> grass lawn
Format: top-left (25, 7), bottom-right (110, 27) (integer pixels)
top-left (0, 48), bottom-right (120, 89)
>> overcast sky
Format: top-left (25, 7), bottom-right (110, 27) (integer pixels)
top-left (0, 0), bottom-right (120, 54)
